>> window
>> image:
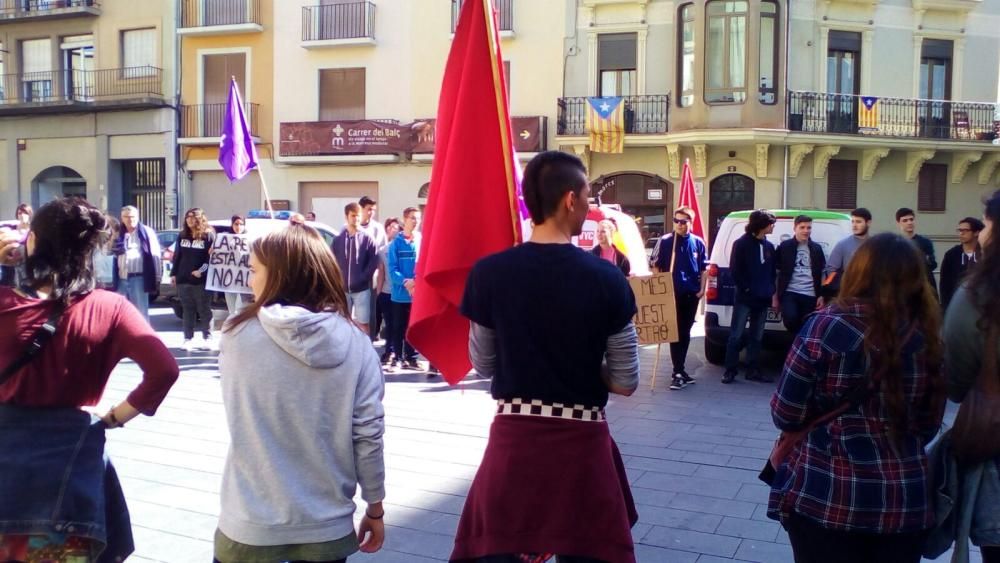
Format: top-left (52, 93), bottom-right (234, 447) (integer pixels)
top-left (705, 1), bottom-right (747, 104)
top-left (598, 33), bottom-right (637, 97)
top-left (121, 28), bottom-right (157, 77)
top-left (677, 4), bottom-right (695, 107)
top-left (21, 38), bottom-right (53, 101)
top-left (203, 53), bottom-right (246, 104)
top-left (503, 60), bottom-right (511, 105)
top-left (62, 35), bottom-right (95, 99)
top-left (827, 31), bottom-right (861, 95)
top-left (319, 68), bottom-right (365, 121)
top-left (920, 39), bottom-right (952, 101)
top-left (918, 163), bottom-right (947, 212)
top-left (827, 159), bottom-right (858, 210)
top-left (759, 1), bottom-right (778, 104)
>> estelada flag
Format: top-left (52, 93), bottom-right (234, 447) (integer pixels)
top-left (677, 158), bottom-right (704, 240)
top-left (586, 96), bottom-right (625, 153)
top-left (407, 0), bottom-right (522, 384)
top-left (858, 96), bottom-right (879, 132)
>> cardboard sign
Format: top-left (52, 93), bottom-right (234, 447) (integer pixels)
top-left (629, 273), bottom-right (679, 344)
top-left (207, 233), bottom-right (252, 294)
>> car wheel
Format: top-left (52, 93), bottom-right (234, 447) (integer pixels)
top-left (705, 338), bottom-right (726, 366)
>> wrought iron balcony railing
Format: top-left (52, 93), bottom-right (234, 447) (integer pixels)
top-left (788, 91), bottom-right (998, 142)
top-left (0, 66), bottom-right (163, 106)
top-left (180, 0), bottom-right (261, 29)
top-left (0, 0), bottom-right (98, 18)
top-left (180, 102), bottom-right (259, 138)
top-left (451, 0), bottom-right (512, 32)
top-left (557, 95), bottom-right (670, 136)
top-left (302, 1), bottom-right (375, 42)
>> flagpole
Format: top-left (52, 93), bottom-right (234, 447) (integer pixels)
top-left (256, 165), bottom-right (276, 220)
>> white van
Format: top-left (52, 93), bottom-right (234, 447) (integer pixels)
top-left (703, 209), bottom-right (852, 365)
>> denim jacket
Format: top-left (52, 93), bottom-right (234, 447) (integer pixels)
top-left (0, 404), bottom-right (134, 563)
top-left (924, 430), bottom-right (1000, 562)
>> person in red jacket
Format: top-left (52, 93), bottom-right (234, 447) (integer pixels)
top-left (0, 197), bottom-right (179, 562)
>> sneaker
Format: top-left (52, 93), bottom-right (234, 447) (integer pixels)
top-left (669, 375), bottom-right (687, 390)
top-left (403, 359), bottom-right (422, 371)
top-left (756, 370), bottom-right (775, 383)
top-left (197, 333), bottom-right (214, 351)
top-left (722, 370), bottom-right (737, 384)
top-left (744, 369), bottom-right (760, 382)
top-left (182, 338), bottom-right (194, 351)
top-left (380, 351), bottom-right (394, 366)
top-left (679, 371), bottom-right (696, 385)
top-left (384, 361), bottom-right (399, 373)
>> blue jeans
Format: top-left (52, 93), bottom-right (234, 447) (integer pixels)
top-left (117, 275), bottom-right (149, 321)
top-left (781, 292), bottom-right (817, 337)
top-left (725, 302), bottom-right (768, 371)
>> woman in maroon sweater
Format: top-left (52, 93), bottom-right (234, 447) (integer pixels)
top-left (0, 197), bottom-right (179, 562)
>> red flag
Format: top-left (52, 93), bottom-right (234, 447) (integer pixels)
top-left (407, 0), bottom-right (522, 385)
top-left (678, 159), bottom-right (705, 240)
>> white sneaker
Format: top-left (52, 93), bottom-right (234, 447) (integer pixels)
top-left (197, 333), bottom-right (214, 351)
top-left (182, 338), bottom-right (194, 351)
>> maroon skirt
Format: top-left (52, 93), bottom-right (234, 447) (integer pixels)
top-left (450, 414), bottom-right (638, 563)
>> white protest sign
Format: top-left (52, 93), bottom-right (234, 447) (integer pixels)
top-left (207, 233), bottom-right (253, 294)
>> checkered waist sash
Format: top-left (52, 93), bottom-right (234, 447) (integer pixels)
top-left (496, 398), bottom-right (606, 422)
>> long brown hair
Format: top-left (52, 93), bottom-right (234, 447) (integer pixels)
top-left (180, 207), bottom-right (212, 240)
top-left (837, 233), bottom-right (945, 446)
top-left (966, 189), bottom-right (1000, 332)
top-left (225, 224), bottom-right (349, 332)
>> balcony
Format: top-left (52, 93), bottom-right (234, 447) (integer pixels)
top-left (301, 2), bottom-right (375, 48)
top-left (452, 0), bottom-right (512, 35)
top-left (556, 95), bottom-right (670, 136)
top-left (179, 102), bottom-right (259, 144)
top-left (0, 0), bottom-right (99, 21)
top-left (788, 91), bottom-right (999, 142)
top-left (178, 0), bottom-right (262, 36)
top-left (0, 67), bottom-right (165, 116)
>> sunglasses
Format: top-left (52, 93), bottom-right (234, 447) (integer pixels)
top-left (673, 218), bottom-right (690, 225)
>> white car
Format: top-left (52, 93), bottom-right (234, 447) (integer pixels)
top-left (703, 209), bottom-right (852, 365)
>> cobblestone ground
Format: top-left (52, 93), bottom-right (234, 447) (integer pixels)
top-left (98, 305), bottom-right (978, 562)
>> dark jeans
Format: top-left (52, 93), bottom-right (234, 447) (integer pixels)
top-left (784, 513), bottom-right (926, 563)
top-left (724, 301), bottom-right (768, 371)
top-left (391, 301), bottom-right (417, 363)
top-left (669, 292), bottom-right (700, 374)
top-left (780, 291), bottom-right (817, 337)
top-left (375, 292), bottom-right (394, 351)
top-left (178, 283), bottom-right (212, 339)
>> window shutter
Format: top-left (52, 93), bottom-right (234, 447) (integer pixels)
top-left (827, 159), bottom-right (858, 210)
top-left (918, 163), bottom-right (947, 212)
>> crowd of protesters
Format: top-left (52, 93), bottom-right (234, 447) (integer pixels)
top-left (0, 152), bottom-right (997, 562)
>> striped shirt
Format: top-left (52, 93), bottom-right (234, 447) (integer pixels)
top-left (767, 301), bottom-right (945, 533)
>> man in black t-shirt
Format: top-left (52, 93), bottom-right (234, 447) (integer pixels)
top-left (451, 151), bottom-right (641, 563)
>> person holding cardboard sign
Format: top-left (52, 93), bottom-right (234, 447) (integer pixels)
top-left (451, 151), bottom-right (640, 563)
top-left (650, 206), bottom-right (708, 390)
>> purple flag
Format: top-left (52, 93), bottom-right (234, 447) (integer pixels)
top-left (219, 78), bottom-right (258, 182)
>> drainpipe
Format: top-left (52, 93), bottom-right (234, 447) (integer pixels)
top-left (781, 0), bottom-right (791, 208)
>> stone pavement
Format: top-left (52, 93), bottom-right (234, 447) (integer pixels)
top-left (96, 305), bottom-right (978, 563)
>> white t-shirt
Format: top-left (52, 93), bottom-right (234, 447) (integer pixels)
top-left (787, 241), bottom-right (815, 297)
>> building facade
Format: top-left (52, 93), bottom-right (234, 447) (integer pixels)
top-left (0, 0), bottom-right (178, 230)
top-left (557, 0), bottom-right (1000, 257)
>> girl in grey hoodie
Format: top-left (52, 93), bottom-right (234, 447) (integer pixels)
top-left (216, 224), bottom-right (386, 563)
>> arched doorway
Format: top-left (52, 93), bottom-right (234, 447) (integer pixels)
top-left (591, 172), bottom-right (673, 245)
top-left (31, 166), bottom-right (86, 208)
top-left (708, 173), bottom-right (755, 246)
top-left (418, 182), bottom-right (430, 214)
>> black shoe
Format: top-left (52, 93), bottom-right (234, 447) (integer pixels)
top-left (669, 375), bottom-right (687, 390)
top-left (745, 369), bottom-right (760, 382)
top-left (385, 360), bottom-right (399, 373)
top-left (403, 359), bottom-right (422, 371)
top-left (679, 371), bottom-right (696, 385)
top-left (722, 370), bottom-right (737, 384)
top-left (756, 370), bottom-right (775, 383)
top-left (380, 351), bottom-right (393, 365)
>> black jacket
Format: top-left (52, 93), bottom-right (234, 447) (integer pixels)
top-left (910, 234), bottom-right (939, 296)
top-left (939, 244), bottom-right (980, 310)
top-left (775, 238), bottom-right (826, 299)
top-left (730, 233), bottom-right (776, 306)
top-left (590, 245), bottom-right (631, 277)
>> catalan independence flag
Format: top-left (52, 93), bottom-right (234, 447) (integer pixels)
top-left (858, 96), bottom-right (879, 133)
top-left (586, 96), bottom-right (625, 153)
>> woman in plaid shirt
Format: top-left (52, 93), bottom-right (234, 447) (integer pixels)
top-left (767, 233), bottom-right (947, 562)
